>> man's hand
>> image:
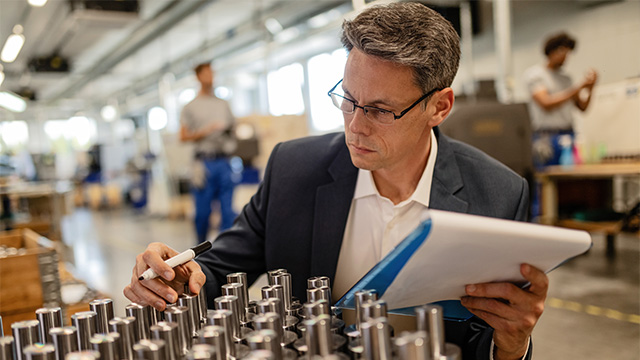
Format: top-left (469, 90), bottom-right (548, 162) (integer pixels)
top-left (123, 242), bottom-right (206, 311)
top-left (460, 264), bottom-right (548, 360)
top-left (583, 69), bottom-right (598, 89)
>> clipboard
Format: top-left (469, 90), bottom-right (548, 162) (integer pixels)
top-left (335, 209), bottom-right (592, 320)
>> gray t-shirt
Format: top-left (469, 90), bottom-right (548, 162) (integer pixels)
top-left (524, 64), bottom-right (574, 131)
top-left (180, 94), bottom-right (235, 155)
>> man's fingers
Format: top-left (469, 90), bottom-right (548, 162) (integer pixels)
top-left (521, 264), bottom-right (548, 297)
top-left (461, 296), bottom-right (519, 320)
top-left (465, 282), bottom-right (525, 304)
top-left (136, 243), bottom-right (179, 281)
top-left (130, 279), bottom-right (173, 311)
top-left (183, 262), bottom-right (206, 294)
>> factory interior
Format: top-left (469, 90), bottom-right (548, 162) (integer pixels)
top-left (0, 1), bottom-right (638, 359)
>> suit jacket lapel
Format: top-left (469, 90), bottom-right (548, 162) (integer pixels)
top-left (311, 141), bottom-right (358, 281)
top-left (429, 127), bottom-right (469, 213)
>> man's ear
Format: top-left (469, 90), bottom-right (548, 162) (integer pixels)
top-left (427, 88), bottom-right (455, 128)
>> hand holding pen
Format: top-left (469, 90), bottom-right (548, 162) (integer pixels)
top-left (124, 242), bottom-right (209, 311)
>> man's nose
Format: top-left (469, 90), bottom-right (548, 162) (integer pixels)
top-left (347, 106), bottom-right (371, 135)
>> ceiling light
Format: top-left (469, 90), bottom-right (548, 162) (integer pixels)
top-left (1, 25), bottom-right (26, 63)
top-left (101, 105), bottom-right (117, 122)
top-left (28, 0), bottom-right (48, 7)
top-left (148, 106), bottom-right (168, 131)
top-left (265, 18), bottom-right (283, 35)
top-left (0, 91), bottom-right (27, 112)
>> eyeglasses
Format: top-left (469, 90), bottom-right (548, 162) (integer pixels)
top-left (327, 79), bottom-right (440, 125)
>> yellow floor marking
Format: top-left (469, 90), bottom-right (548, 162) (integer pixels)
top-left (548, 297), bottom-right (639, 324)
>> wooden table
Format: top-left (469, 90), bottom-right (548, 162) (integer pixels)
top-left (536, 162), bottom-right (640, 256)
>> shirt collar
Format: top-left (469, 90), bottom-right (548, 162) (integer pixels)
top-left (353, 129), bottom-right (438, 207)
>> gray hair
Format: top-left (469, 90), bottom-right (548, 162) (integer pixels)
top-left (341, 2), bottom-right (460, 94)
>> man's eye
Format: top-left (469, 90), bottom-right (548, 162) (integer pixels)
top-left (371, 108), bottom-right (391, 115)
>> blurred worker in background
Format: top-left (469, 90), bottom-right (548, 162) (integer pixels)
top-left (180, 63), bottom-right (237, 243)
top-left (127, 3), bottom-right (547, 359)
top-left (524, 32), bottom-right (598, 168)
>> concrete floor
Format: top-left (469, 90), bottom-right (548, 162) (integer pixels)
top-left (60, 202), bottom-right (639, 359)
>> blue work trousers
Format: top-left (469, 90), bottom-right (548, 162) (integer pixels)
top-left (192, 158), bottom-right (237, 243)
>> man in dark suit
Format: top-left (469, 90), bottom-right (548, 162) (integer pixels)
top-left (125, 3), bottom-right (547, 359)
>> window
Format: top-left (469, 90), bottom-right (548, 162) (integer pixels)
top-left (44, 117), bottom-right (96, 151)
top-left (267, 63), bottom-right (305, 116)
top-left (308, 49), bottom-right (348, 132)
top-left (0, 121), bottom-right (29, 151)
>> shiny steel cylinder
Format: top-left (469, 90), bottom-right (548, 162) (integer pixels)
top-left (266, 269), bottom-right (287, 286)
top-left (243, 350), bottom-right (275, 360)
top-left (213, 296), bottom-right (241, 341)
top-left (361, 300), bottom-right (388, 323)
top-left (205, 310), bottom-right (235, 359)
top-left (307, 276), bottom-right (330, 290)
top-left (90, 333), bottom-right (117, 360)
top-left (64, 351), bottom-right (100, 360)
top-left (306, 286), bottom-right (331, 303)
top-left (415, 305), bottom-right (444, 360)
top-left (252, 313), bottom-right (284, 345)
top-left (394, 331), bottom-right (429, 360)
top-left (304, 315), bottom-right (332, 357)
top-left (0, 336), bottom-right (15, 360)
top-left (186, 344), bottom-right (215, 360)
top-left (196, 326), bottom-right (225, 360)
top-left (271, 274), bottom-right (293, 312)
top-left (148, 307), bottom-right (163, 327)
top-left (302, 300), bottom-right (331, 318)
top-left (354, 290), bottom-right (378, 332)
top-left (226, 273), bottom-right (249, 307)
top-left (125, 303), bottom-right (150, 341)
top-left (23, 344), bottom-right (55, 360)
top-left (108, 317), bottom-right (136, 360)
top-left (89, 300), bottom-right (114, 335)
top-left (71, 312), bottom-right (97, 351)
top-left (49, 327), bottom-right (78, 360)
top-left (163, 306), bottom-right (191, 355)
top-left (246, 330), bottom-right (281, 360)
top-left (150, 321), bottom-right (181, 360)
top-left (36, 308), bottom-right (64, 344)
top-left (11, 320), bottom-right (40, 360)
top-left (257, 297), bottom-right (285, 328)
top-left (221, 283), bottom-right (247, 323)
top-left (133, 339), bottom-right (166, 360)
top-left (441, 344), bottom-right (462, 360)
top-left (178, 293), bottom-right (201, 337)
top-left (361, 318), bottom-right (392, 360)
top-left (198, 286), bottom-right (209, 325)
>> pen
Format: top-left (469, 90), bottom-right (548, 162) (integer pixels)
top-left (138, 241), bottom-right (213, 281)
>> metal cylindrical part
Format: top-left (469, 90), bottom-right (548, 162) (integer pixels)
top-left (302, 300), bottom-right (331, 319)
top-left (226, 273), bottom-right (249, 308)
top-left (243, 350), bottom-right (275, 360)
top-left (257, 296), bottom-right (285, 328)
top-left (221, 283), bottom-right (248, 323)
top-left (355, 290), bottom-right (378, 332)
top-left (304, 315), bottom-right (332, 357)
top-left (12, 320), bottom-right (40, 360)
top-left (23, 344), bottom-right (55, 360)
top-left (89, 300), bottom-right (114, 335)
top-left (71, 312), bottom-right (96, 351)
top-left (361, 318), bottom-right (392, 360)
top-left (36, 308), bottom-right (63, 344)
top-left (266, 269), bottom-right (287, 286)
top-left (306, 286), bottom-right (331, 303)
top-left (213, 296), bottom-right (241, 340)
top-left (205, 310), bottom-right (235, 359)
top-left (415, 305), bottom-right (445, 360)
top-left (125, 303), bottom-right (150, 341)
top-left (246, 330), bottom-right (281, 360)
top-left (163, 306), bottom-right (191, 355)
top-left (395, 331), bottom-right (429, 360)
top-left (196, 326), bottom-right (225, 360)
top-left (252, 313), bottom-right (284, 346)
top-left (108, 317), bottom-right (136, 360)
top-left (150, 321), bottom-right (181, 360)
top-left (361, 300), bottom-right (388, 323)
top-left (441, 343), bottom-right (462, 360)
top-left (271, 274), bottom-right (293, 312)
top-left (64, 351), bottom-right (99, 360)
top-left (0, 336), bottom-right (15, 360)
top-left (307, 276), bottom-right (330, 290)
top-left (90, 333), bottom-right (117, 360)
top-left (198, 287), bottom-right (208, 325)
top-left (148, 307), bottom-right (163, 327)
top-left (186, 344), bottom-right (215, 360)
top-left (50, 327), bottom-right (78, 360)
top-left (133, 339), bottom-right (166, 360)
top-left (178, 293), bottom-right (201, 337)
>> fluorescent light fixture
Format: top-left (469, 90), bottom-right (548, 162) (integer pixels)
top-left (265, 18), bottom-right (283, 35)
top-left (1, 25), bottom-right (26, 63)
top-left (148, 106), bottom-right (168, 131)
top-left (0, 91), bottom-right (27, 112)
top-left (28, 0), bottom-right (48, 7)
top-left (101, 105), bottom-right (117, 122)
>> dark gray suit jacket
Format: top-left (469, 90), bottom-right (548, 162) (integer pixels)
top-left (197, 127), bottom-right (530, 359)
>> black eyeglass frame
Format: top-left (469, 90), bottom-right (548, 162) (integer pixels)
top-left (327, 79), bottom-right (442, 123)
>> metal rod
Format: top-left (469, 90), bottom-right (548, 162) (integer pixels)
top-left (361, 318), bottom-right (392, 360)
top-left (186, 344), bottom-right (215, 360)
top-left (354, 290), bottom-right (378, 333)
top-left (178, 293), bottom-right (201, 337)
top-left (205, 310), bottom-right (235, 359)
top-left (22, 344), bottom-right (55, 360)
top-left (36, 308), bottom-right (63, 344)
top-left (11, 320), bottom-right (40, 360)
top-left (134, 339), bottom-right (166, 360)
top-left (416, 305), bottom-right (445, 360)
top-left (89, 300), bottom-right (114, 335)
top-left (150, 322), bottom-right (181, 360)
top-left (221, 283), bottom-right (248, 324)
top-left (163, 306), bottom-right (191, 355)
top-left (0, 336), bottom-right (15, 360)
top-left (89, 333), bottom-right (117, 360)
top-left (226, 273), bottom-right (249, 308)
top-left (63, 351), bottom-right (100, 360)
top-left (195, 326), bottom-right (226, 360)
top-left (394, 331), bottom-right (429, 360)
top-left (71, 312), bottom-right (97, 351)
top-left (108, 317), bottom-right (136, 360)
top-left (49, 327), bottom-right (78, 360)
top-left (271, 273), bottom-right (293, 312)
top-left (125, 303), bottom-right (150, 341)
top-left (267, 269), bottom-right (287, 286)
top-left (246, 330), bottom-right (282, 360)
top-left (213, 296), bottom-right (241, 341)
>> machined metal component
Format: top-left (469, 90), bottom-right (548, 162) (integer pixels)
top-left (49, 327), bottom-right (78, 360)
top-left (298, 300), bottom-right (345, 336)
top-left (243, 350), bottom-right (275, 360)
top-left (163, 306), bottom-right (191, 355)
top-left (257, 295), bottom-right (298, 331)
top-left (11, 320), bottom-right (40, 360)
top-left (305, 315), bottom-right (332, 357)
top-left (23, 344), bottom-right (55, 360)
top-left (355, 290), bottom-right (377, 332)
top-left (266, 270), bottom-right (287, 286)
top-left (221, 283), bottom-right (248, 324)
top-left (90, 333), bottom-right (118, 360)
top-left (133, 339), bottom-right (166, 360)
top-left (440, 344), bottom-right (462, 360)
top-left (150, 322), bottom-right (181, 360)
top-left (252, 313), bottom-right (297, 347)
top-left (307, 276), bottom-right (331, 290)
top-left (71, 312), bottom-right (97, 351)
top-left (125, 303), bottom-right (150, 341)
top-left (394, 331), bottom-right (429, 360)
top-left (108, 317), bottom-right (136, 360)
top-left (195, 326), bottom-right (225, 360)
top-left (148, 307), bottom-right (163, 327)
top-left (89, 300), bottom-right (114, 335)
top-left (361, 318), bottom-right (392, 360)
top-left (64, 351), bottom-right (100, 360)
top-left (198, 287), bottom-right (208, 326)
top-left (361, 300), bottom-right (388, 323)
top-left (205, 310), bottom-right (236, 359)
top-left (226, 273), bottom-right (249, 307)
top-left (415, 305), bottom-right (444, 360)
top-left (178, 293), bottom-right (201, 337)
top-left (0, 336), bottom-right (15, 360)
top-left (306, 286), bottom-right (331, 303)
top-left (36, 308), bottom-right (63, 344)
top-left (271, 273), bottom-right (296, 315)
top-left (186, 344), bottom-right (217, 360)
top-left (246, 330), bottom-right (282, 360)
top-left (214, 296), bottom-right (250, 341)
